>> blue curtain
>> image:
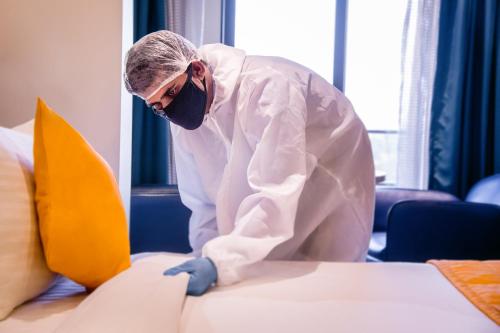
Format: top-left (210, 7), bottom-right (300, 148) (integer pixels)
top-left (429, 0), bottom-right (500, 198)
top-left (221, 0), bottom-right (235, 46)
top-left (131, 0), bottom-right (169, 186)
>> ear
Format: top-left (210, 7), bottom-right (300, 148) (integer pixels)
top-left (191, 60), bottom-right (206, 79)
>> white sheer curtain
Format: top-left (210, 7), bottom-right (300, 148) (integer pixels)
top-left (165, 0), bottom-right (208, 184)
top-left (396, 0), bottom-right (441, 189)
top-left (166, 0), bottom-right (207, 47)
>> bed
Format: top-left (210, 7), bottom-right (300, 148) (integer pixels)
top-left (1, 111), bottom-right (498, 332)
top-left (0, 253), bottom-right (497, 333)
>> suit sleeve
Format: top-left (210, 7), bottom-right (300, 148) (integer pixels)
top-left (202, 74), bottom-right (308, 285)
top-left (171, 125), bottom-right (218, 256)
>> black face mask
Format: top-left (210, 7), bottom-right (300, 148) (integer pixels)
top-left (154, 64), bottom-right (207, 130)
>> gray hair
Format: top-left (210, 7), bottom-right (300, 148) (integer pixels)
top-left (123, 30), bottom-right (200, 95)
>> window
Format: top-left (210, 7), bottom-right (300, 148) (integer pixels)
top-left (234, 0), bottom-right (335, 84)
top-left (344, 0), bottom-right (407, 185)
top-left (233, 0), bottom-right (410, 185)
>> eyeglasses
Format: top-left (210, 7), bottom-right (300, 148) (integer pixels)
top-left (146, 88), bottom-right (172, 119)
top-left (145, 64), bottom-right (192, 118)
top-left (145, 86), bottom-right (176, 115)
top-left (151, 105), bottom-right (169, 119)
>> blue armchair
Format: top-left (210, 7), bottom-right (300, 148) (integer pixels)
top-left (130, 175), bottom-right (500, 261)
top-left (369, 174), bottom-right (500, 262)
top-left (129, 185), bottom-right (192, 254)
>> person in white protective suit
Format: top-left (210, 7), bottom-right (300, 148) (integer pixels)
top-left (124, 30), bottom-right (375, 296)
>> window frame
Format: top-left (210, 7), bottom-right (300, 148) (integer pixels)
top-left (224, 0), bottom-right (404, 185)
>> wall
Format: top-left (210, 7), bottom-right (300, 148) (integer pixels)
top-left (0, 0), bottom-right (133, 217)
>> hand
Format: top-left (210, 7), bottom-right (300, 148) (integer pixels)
top-left (163, 257), bottom-right (218, 296)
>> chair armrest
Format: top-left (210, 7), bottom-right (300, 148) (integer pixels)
top-left (130, 185), bottom-right (192, 254)
top-left (465, 173), bottom-right (500, 205)
top-left (374, 188), bottom-right (458, 232)
top-left (384, 200), bottom-right (500, 262)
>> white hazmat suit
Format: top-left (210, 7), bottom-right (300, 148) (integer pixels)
top-left (171, 44), bottom-right (375, 286)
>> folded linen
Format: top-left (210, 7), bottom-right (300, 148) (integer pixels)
top-left (428, 260), bottom-right (500, 325)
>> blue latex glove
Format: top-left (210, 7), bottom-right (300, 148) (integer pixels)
top-left (163, 257), bottom-right (218, 296)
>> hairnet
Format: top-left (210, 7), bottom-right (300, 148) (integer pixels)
top-left (123, 30), bottom-right (200, 96)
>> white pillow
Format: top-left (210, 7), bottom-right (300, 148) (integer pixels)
top-left (12, 119), bottom-right (35, 136)
top-left (0, 127), bottom-right (56, 320)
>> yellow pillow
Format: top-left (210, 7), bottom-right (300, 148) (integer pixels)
top-left (34, 98), bottom-right (131, 289)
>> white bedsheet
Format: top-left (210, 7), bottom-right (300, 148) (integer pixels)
top-left (180, 260), bottom-right (498, 333)
top-left (0, 253), bottom-right (497, 333)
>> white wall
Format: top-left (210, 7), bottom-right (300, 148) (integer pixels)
top-left (0, 0), bottom-right (133, 217)
top-left (119, 0), bottom-right (133, 219)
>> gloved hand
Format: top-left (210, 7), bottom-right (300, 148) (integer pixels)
top-left (163, 257), bottom-right (218, 296)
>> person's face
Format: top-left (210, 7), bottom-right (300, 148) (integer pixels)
top-left (140, 60), bottom-right (208, 113)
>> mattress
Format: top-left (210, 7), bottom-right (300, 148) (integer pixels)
top-left (0, 254), bottom-right (497, 333)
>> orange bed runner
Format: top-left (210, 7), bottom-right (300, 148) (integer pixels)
top-left (428, 260), bottom-right (500, 325)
